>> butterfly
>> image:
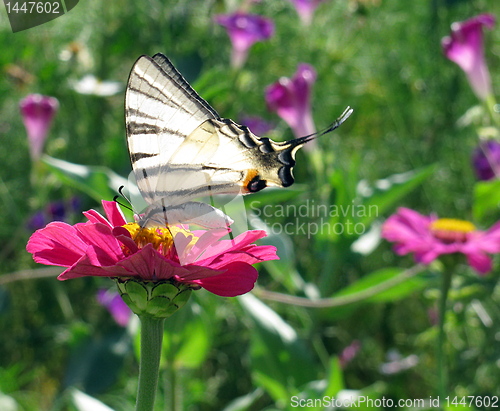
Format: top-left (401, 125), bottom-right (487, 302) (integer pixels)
top-left (125, 53), bottom-right (352, 228)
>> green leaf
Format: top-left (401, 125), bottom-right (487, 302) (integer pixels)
top-left (323, 357), bottom-right (344, 398)
top-left (162, 303), bottom-right (212, 370)
top-left (173, 315), bottom-right (211, 369)
top-left (70, 388), bottom-right (115, 411)
top-left (42, 155), bottom-right (131, 204)
top-left (239, 294), bottom-right (316, 401)
top-left (292, 359), bottom-right (345, 411)
top-left (319, 268), bottom-right (431, 320)
top-left (333, 267), bottom-right (429, 303)
top-left (473, 179), bottom-right (500, 222)
top-left (221, 388), bottom-right (264, 411)
top-left (359, 165), bottom-right (436, 227)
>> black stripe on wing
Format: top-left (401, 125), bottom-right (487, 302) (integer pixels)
top-left (130, 152), bottom-right (158, 164)
top-left (152, 53), bottom-right (221, 121)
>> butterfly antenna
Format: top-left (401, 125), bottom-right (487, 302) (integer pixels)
top-left (293, 106), bottom-right (353, 145)
top-left (320, 106), bottom-right (353, 137)
top-left (114, 185), bottom-right (134, 212)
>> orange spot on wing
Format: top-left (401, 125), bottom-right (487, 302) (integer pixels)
top-left (242, 169), bottom-right (259, 192)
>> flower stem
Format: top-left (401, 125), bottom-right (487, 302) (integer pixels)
top-left (136, 315), bottom-right (165, 411)
top-left (437, 266), bottom-right (453, 404)
top-left (485, 94), bottom-right (500, 128)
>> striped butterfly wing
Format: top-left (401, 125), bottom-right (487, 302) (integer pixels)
top-left (125, 53), bottom-right (220, 206)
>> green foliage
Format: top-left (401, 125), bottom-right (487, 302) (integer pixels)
top-left (1, 0), bottom-right (500, 410)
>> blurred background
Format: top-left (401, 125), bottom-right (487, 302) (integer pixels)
top-left (1, 0), bottom-right (500, 409)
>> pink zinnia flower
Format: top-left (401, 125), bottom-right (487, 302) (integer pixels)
top-left (97, 289), bottom-right (133, 327)
top-left (19, 94), bottom-right (59, 160)
top-left (266, 64), bottom-right (318, 149)
top-left (215, 12), bottom-right (274, 68)
top-left (441, 14), bottom-right (495, 101)
top-left (289, 0), bottom-right (326, 26)
top-left (382, 208), bottom-right (500, 275)
top-left (27, 200), bottom-right (278, 297)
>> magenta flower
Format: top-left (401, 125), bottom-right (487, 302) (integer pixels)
top-left (239, 115), bottom-right (274, 136)
top-left (19, 94), bottom-right (59, 160)
top-left (442, 14), bottom-right (495, 101)
top-left (289, 0), bottom-right (326, 26)
top-left (266, 64), bottom-right (317, 144)
top-left (27, 200), bottom-right (278, 297)
top-left (97, 289), bottom-right (133, 327)
top-left (215, 12), bottom-right (274, 68)
top-left (382, 208), bottom-right (500, 275)
top-left (339, 340), bottom-right (361, 368)
top-left (472, 140), bottom-right (500, 181)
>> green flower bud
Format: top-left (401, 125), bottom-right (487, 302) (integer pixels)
top-left (115, 278), bottom-right (193, 318)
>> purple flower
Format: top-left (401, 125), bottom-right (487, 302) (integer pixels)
top-left (339, 340), bottom-right (361, 368)
top-left (215, 12), bottom-right (274, 68)
top-left (289, 0), bottom-right (326, 26)
top-left (27, 211), bottom-right (47, 231)
top-left (472, 140), bottom-right (500, 181)
top-left (48, 201), bottom-right (66, 221)
top-left (442, 14), bottom-right (496, 101)
top-left (265, 64), bottom-right (317, 144)
top-left (26, 197), bottom-right (83, 232)
top-left (19, 94), bottom-right (59, 161)
top-left (239, 115), bottom-right (274, 135)
top-left (97, 289), bottom-right (133, 327)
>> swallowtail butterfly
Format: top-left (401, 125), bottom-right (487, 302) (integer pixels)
top-left (125, 53), bottom-right (352, 228)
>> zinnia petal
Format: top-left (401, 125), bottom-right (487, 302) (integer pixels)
top-left (103, 200), bottom-right (128, 227)
top-left (194, 262), bottom-right (259, 297)
top-left (464, 252), bottom-right (492, 275)
top-left (197, 229), bottom-right (269, 263)
top-left (27, 221), bottom-right (88, 267)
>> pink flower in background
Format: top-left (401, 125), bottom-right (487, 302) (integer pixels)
top-left (339, 340), bottom-right (361, 368)
top-left (266, 64), bottom-right (317, 145)
top-left (472, 140), bottom-right (500, 181)
top-left (382, 207), bottom-right (500, 275)
top-left (289, 0), bottom-right (326, 26)
top-left (442, 14), bottom-right (495, 101)
top-left (239, 115), bottom-right (274, 136)
top-left (215, 12), bottom-right (274, 68)
top-left (27, 201), bottom-right (278, 297)
top-left (97, 289), bottom-right (133, 327)
top-left (19, 94), bottom-right (59, 160)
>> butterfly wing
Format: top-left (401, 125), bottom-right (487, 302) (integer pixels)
top-left (125, 53), bottom-right (220, 205)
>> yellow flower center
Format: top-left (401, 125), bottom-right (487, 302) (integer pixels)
top-left (430, 218), bottom-right (476, 243)
top-left (121, 223), bottom-right (198, 259)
